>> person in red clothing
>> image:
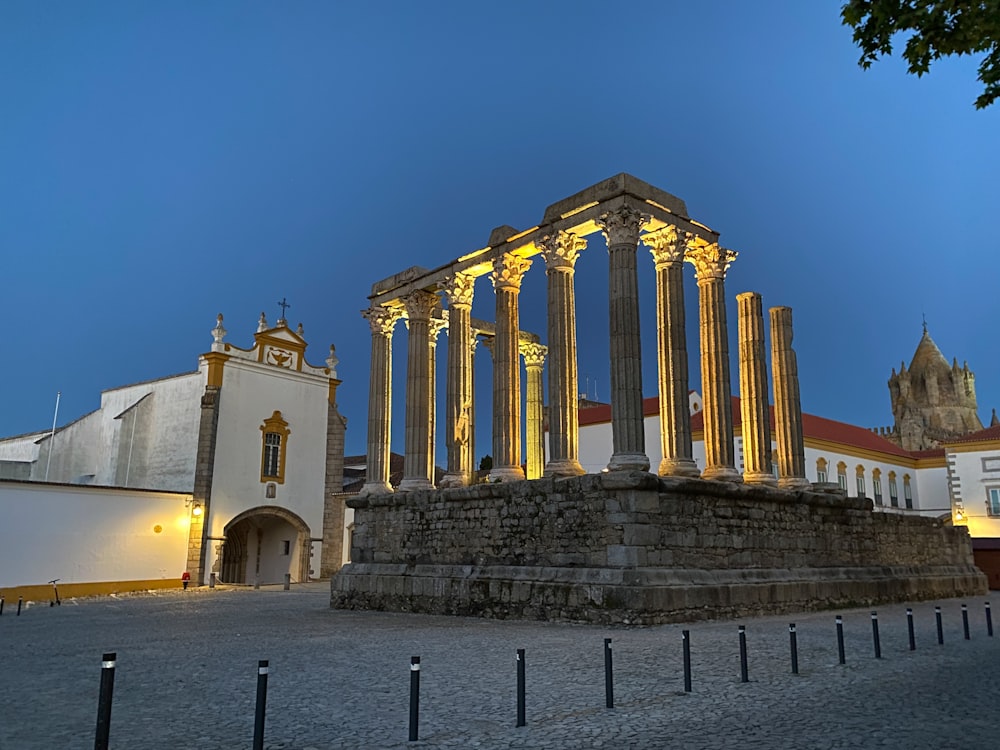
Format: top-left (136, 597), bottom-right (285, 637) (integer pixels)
top-left (181, 571), bottom-right (191, 590)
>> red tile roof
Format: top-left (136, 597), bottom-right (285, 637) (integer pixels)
top-left (944, 424), bottom-right (1000, 445)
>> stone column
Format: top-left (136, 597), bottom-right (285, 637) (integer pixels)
top-left (539, 231), bottom-right (586, 476)
top-left (360, 305), bottom-right (402, 495)
top-left (398, 290), bottom-right (439, 491)
top-left (685, 238), bottom-right (742, 483)
top-left (770, 306), bottom-right (810, 489)
top-left (428, 315), bottom-right (448, 484)
top-left (440, 273), bottom-right (476, 488)
top-left (737, 292), bottom-right (776, 486)
top-left (520, 342), bottom-right (548, 480)
top-left (489, 253), bottom-right (532, 482)
top-left (597, 205), bottom-right (650, 472)
top-left (644, 226), bottom-right (700, 478)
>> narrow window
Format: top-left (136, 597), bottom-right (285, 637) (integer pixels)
top-left (903, 474), bottom-right (913, 509)
top-left (855, 465), bottom-right (866, 498)
top-left (816, 458), bottom-right (828, 483)
top-left (888, 472), bottom-right (898, 507)
top-left (873, 469), bottom-right (883, 506)
top-left (987, 488), bottom-right (1000, 516)
top-left (282, 540), bottom-right (291, 556)
top-left (837, 461), bottom-right (848, 491)
top-left (259, 411), bottom-right (291, 484)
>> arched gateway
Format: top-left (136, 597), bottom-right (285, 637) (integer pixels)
top-left (220, 506), bottom-right (311, 585)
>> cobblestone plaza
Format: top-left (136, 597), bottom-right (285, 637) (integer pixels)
top-left (1, 584), bottom-right (997, 749)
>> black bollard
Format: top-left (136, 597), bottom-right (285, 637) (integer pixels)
top-left (516, 649), bottom-right (526, 727)
top-left (987, 602), bottom-right (994, 637)
top-left (604, 639), bottom-right (614, 710)
top-left (409, 656), bottom-right (420, 741)
top-left (254, 575), bottom-right (260, 591)
top-left (962, 604), bottom-right (971, 640)
top-left (682, 630), bottom-right (692, 693)
top-left (907, 608), bottom-right (916, 651)
top-left (252, 660), bottom-right (268, 750)
top-left (936, 606), bottom-right (944, 645)
top-left (94, 652), bottom-right (117, 750)
top-left (209, 572), bottom-right (216, 589)
top-left (789, 624), bottom-right (799, 675)
top-left (738, 625), bottom-right (749, 683)
top-left (0, 595), bottom-right (4, 616)
top-left (283, 573), bottom-right (290, 591)
top-left (871, 612), bottom-right (881, 659)
top-left (17, 596), bottom-right (23, 616)
top-left (836, 616), bottom-right (846, 665)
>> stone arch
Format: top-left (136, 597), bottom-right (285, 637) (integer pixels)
top-left (221, 506), bottom-right (311, 585)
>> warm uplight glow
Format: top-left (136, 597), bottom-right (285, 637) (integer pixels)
top-left (954, 508), bottom-right (965, 522)
top-left (192, 504), bottom-right (203, 517)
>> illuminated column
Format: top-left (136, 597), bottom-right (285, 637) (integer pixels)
top-left (468, 336), bottom-right (479, 481)
top-left (597, 205), bottom-right (650, 472)
top-left (645, 226), bottom-right (700, 478)
top-left (737, 292), bottom-right (776, 486)
top-left (686, 238), bottom-right (742, 483)
top-left (770, 306), bottom-right (811, 489)
top-left (398, 290), bottom-right (439, 492)
top-left (539, 231), bottom-right (587, 477)
top-left (428, 315), bottom-right (448, 484)
top-left (440, 272), bottom-right (476, 488)
top-left (489, 254), bottom-right (532, 482)
top-left (520, 342), bottom-right (548, 480)
top-left (360, 305), bottom-right (402, 495)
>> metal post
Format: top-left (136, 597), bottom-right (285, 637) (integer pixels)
top-left (836, 616), bottom-right (845, 664)
top-left (17, 597), bottom-right (23, 616)
top-left (409, 656), bottom-right (420, 741)
top-left (962, 604), bottom-right (970, 640)
top-left (870, 612), bottom-right (881, 659)
top-left (94, 652), bottom-right (117, 750)
top-left (738, 625), bottom-right (749, 682)
top-left (603, 639), bottom-right (614, 709)
top-left (987, 602), bottom-right (994, 637)
top-left (516, 648), bottom-right (526, 726)
top-left (0, 596), bottom-right (4, 616)
top-left (682, 630), bottom-right (692, 692)
top-left (254, 575), bottom-right (260, 591)
top-left (210, 572), bottom-right (216, 589)
top-left (907, 608), bottom-right (916, 651)
top-left (936, 606), bottom-right (944, 645)
top-left (252, 660), bottom-right (268, 750)
top-left (283, 573), bottom-right (291, 591)
top-left (789, 624), bottom-right (798, 674)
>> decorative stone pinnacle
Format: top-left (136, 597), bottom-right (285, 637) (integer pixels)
top-left (326, 344), bottom-right (339, 374)
top-left (441, 271), bottom-right (476, 308)
top-left (643, 226), bottom-right (686, 267)
top-left (401, 290), bottom-right (440, 321)
top-left (491, 253), bottom-right (532, 291)
top-left (296, 323), bottom-right (304, 336)
top-left (684, 237), bottom-right (738, 281)
top-left (257, 312), bottom-right (268, 332)
top-left (519, 341), bottom-right (548, 368)
top-left (539, 231), bottom-right (587, 270)
top-left (361, 305), bottom-right (402, 337)
top-left (212, 313), bottom-right (227, 344)
top-left (596, 205), bottom-right (649, 247)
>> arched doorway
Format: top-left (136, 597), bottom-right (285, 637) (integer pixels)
top-left (220, 506), bottom-right (311, 585)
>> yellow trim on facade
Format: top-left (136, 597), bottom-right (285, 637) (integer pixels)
top-left (803, 436), bottom-right (919, 467)
top-left (260, 410), bottom-right (290, 484)
top-left (328, 378), bottom-right (341, 405)
top-left (203, 352), bottom-right (230, 387)
top-left (945, 439), bottom-right (1000, 454)
top-left (0, 578), bottom-right (182, 605)
top-left (914, 454), bottom-right (947, 469)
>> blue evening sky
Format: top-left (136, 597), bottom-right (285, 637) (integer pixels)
top-left (2, 1), bottom-right (998, 461)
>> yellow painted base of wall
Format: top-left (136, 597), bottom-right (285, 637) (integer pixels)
top-left (0, 578), bottom-right (182, 605)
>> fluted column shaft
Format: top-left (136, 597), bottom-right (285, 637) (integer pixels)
top-left (521, 342), bottom-right (548, 480)
top-left (428, 316), bottom-right (448, 484)
top-left (540, 232), bottom-right (586, 476)
top-left (360, 306), bottom-right (401, 495)
top-left (489, 254), bottom-right (531, 482)
top-left (737, 292), bottom-right (776, 486)
top-left (646, 227), bottom-right (700, 478)
top-left (686, 239), bottom-right (742, 482)
top-left (440, 273), bottom-right (475, 488)
top-left (399, 290), bottom-right (439, 491)
top-left (770, 306), bottom-right (810, 489)
top-left (598, 206), bottom-right (650, 472)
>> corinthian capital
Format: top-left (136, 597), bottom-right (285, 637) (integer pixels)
top-left (596, 205), bottom-right (649, 248)
top-left (441, 271), bottom-right (476, 308)
top-left (401, 290), bottom-right (440, 321)
top-left (362, 305), bottom-right (403, 337)
top-left (429, 315), bottom-right (449, 341)
top-left (643, 225), bottom-right (687, 268)
top-left (491, 253), bottom-right (532, 291)
top-left (684, 236), bottom-right (738, 281)
top-left (519, 341), bottom-right (548, 368)
top-left (539, 231), bottom-right (587, 271)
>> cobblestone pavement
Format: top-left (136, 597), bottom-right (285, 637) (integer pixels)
top-left (1, 583), bottom-right (998, 749)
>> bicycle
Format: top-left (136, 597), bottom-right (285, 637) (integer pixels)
top-left (49, 578), bottom-right (61, 607)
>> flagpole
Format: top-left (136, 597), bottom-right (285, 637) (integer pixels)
top-left (44, 391), bottom-right (60, 482)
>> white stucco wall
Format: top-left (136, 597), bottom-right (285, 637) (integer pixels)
top-left (0, 432), bottom-right (45, 462)
top-left (949, 445), bottom-right (1000, 538)
top-left (0, 481), bottom-right (191, 588)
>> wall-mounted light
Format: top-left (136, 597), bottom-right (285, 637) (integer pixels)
top-left (192, 503), bottom-right (203, 517)
top-left (955, 508), bottom-right (965, 522)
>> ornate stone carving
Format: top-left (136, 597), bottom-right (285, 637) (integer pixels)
top-left (429, 316), bottom-right (449, 341)
top-left (441, 271), bottom-right (476, 308)
top-left (644, 226), bottom-right (686, 267)
top-left (401, 290), bottom-right (439, 321)
top-left (361, 305), bottom-right (402, 337)
top-left (519, 342), bottom-right (548, 368)
top-left (596, 205), bottom-right (649, 247)
top-left (491, 254), bottom-right (532, 291)
top-left (539, 232), bottom-right (586, 271)
top-left (685, 237), bottom-right (737, 280)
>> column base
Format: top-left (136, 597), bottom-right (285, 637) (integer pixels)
top-left (488, 465), bottom-right (525, 483)
top-left (607, 452), bottom-right (651, 472)
top-left (397, 477), bottom-right (435, 492)
top-left (743, 471), bottom-right (778, 487)
top-left (438, 473), bottom-right (470, 489)
top-left (701, 466), bottom-right (744, 483)
top-left (544, 459), bottom-right (586, 477)
top-left (359, 481), bottom-right (394, 496)
top-left (778, 477), bottom-right (812, 490)
top-left (657, 458), bottom-right (701, 478)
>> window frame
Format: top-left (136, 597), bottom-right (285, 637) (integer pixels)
top-left (260, 411), bottom-right (291, 484)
